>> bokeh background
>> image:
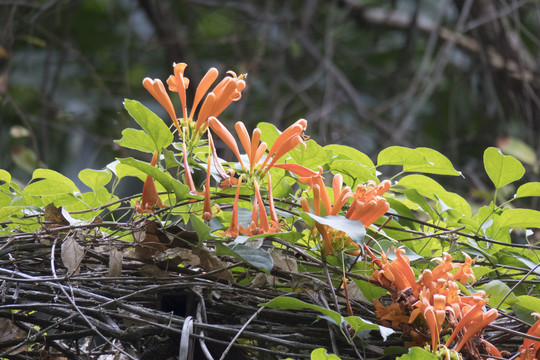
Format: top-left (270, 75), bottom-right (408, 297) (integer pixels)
top-left (2, 0), bottom-right (540, 198)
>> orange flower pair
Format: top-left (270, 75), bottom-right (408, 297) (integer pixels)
top-left (135, 151), bottom-right (167, 214)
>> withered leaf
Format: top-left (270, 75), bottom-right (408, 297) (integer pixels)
top-left (133, 221), bottom-right (167, 261)
top-left (138, 264), bottom-right (169, 277)
top-left (44, 203), bottom-right (69, 229)
top-left (250, 272), bottom-right (273, 288)
top-left (192, 246), bottom-right (235, 284)
top-left (270, 248), bottom-right (298, 273)
top-left (61, 235), bottom-right (85, 276)
top-left (108, 248), bottom-right (123, 277)
top-left (163, 225), bottom-right (199, 248)
top-left (0, 318), bottom-right (27, 352)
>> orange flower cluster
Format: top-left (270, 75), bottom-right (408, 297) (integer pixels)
top-left (137, 63), bottom-right (246, 214)
top-left (369, 247), bottom-right (501, 357)
top-left (300, 177), bottom-right (391, 256)
top-left (143, 63), bottom-right (245, 142)
top-left (516, 313), bottom-right (540, 360)
top-left (209, 117), bottom-right (316, 236)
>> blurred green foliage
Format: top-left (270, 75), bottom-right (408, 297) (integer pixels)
top-left (1, 0), bottom-right (540, 198)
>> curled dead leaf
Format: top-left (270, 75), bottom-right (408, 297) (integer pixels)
top-left (44, 203), bottom-right (69, 229)
top-left (270, 248), bottom-right (298, 273)
top-left (250, 272), bottom-right (273, 288)
top-left (133, 221), bottom-right (167, 261)
top-left (61, 235), bottom-right (85, 276)
top-left (192, 246), bottom-right (235, 284)
top-left (108, 248), bottom-right (123, 277)
top-left (0, 318), bottom-right (27, 353)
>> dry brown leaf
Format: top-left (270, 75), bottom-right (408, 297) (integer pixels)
top-left (138, 264), bottom-right (169, 277)
top-left (44, 203), bottom-right (69, 229)
top-left (133, 221), bottom-right (167, 261)
top-left (154, 248), bottom-right (201, 267)
top-left (270, 248), bottom-right (298, 273)
top-left (108, 248), bottom-right (123, 277)
top-left (0, 318), bottom-right (27, 352)
top-left (250, 272), bottom-right (273, 288)
top-left (177, 248), bottom-right (201, 267)
top-left (61, 235), bottom-right (84, 276)
top-left (192, 246), bottom-right (235, 284)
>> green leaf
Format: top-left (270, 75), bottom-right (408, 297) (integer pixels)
top-left (215, 242), bottom-right (273, 273)
top-left (351, 278), bottom-right (387, 302)
top-left (124, 99), bottom-right (174, 152)
top-left (78, 169), bottom-right (112, 190)
top-left (0, 206), bottom-right (25, 219)
top-left (513, 254), bottom-right (540, 276)
top-left (512, 295), bottom-right (540, 324)
top-left (288, 140), bottom-right (328, 171)
top-left (329, 159), bottom-right (377, 186)
top-left (269, 168), bottom-right (292, 198)
top-left (396, 347), bottom-right (438, 360)
top-left (257, 122), bottom-right (280, 149)
top-left (31, 169), bottom-right (79, 192)
top-left (377, 146), bottom-right (427, 167)
top-left (499, 208), bottom-right (540, 228)
top-left (117, 157), bottom-right (189, 201)
top-left (23, 179), bottom-right (76, 196)
top-left (480, 280), bottom-right (518, 309)
top-left (262, 296), bottom-right (387, 338)
top-left (403, 188), bottom-right (438, 221)
top-left (484, 147), bottom-right (525, 189)
top-left (515, 182), bottom-right (540, 199)
top-left (398, 175), bottom-right (471, 217)
top-left (107, 160), bottom-right (144, 180)
top-left (325, 144), bottom-right (374, 168)
top-left (190, 214), bottom-right (212, 243)
top-left (163, 148), bottom-right (181, 169)
top-left (115, 128), bottom-right (156, 153)
top-left (403, 147), bottom-right (461, 176)
top-left (311, 348), bottom-right (342, 360)
top-left (0, 193), bottom-right (11, 207)
top-left (306, 214), bottom-right (365, 245)
top-left (0, 169), bottom-right (11, 183)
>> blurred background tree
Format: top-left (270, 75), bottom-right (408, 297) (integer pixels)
top-left (1, 0), bottom-right (539, 197)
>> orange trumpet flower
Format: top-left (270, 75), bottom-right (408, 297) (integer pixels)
top-left (208, 132), bottom-right (238, 189)
top-left (409, 289), bottom-right (446, 350)
top-left (135, 151), bottom-right (167, 214)
top-left (223, 175), bottom-right (244, 237)
top-left (202, 152), bottom-right (214, 221)
top-left (261, 119), bottom-right (308, 171)
top-left (182, 142), bottom-right (198, 195)
top-left (142, 78), bottom-right (180, 133)
top-left (239, 179), bottom-right (281, 236)
top-left (518, 313), bottom-right (540, 360)
top-left (453, 253), bottom-right (476, 284)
